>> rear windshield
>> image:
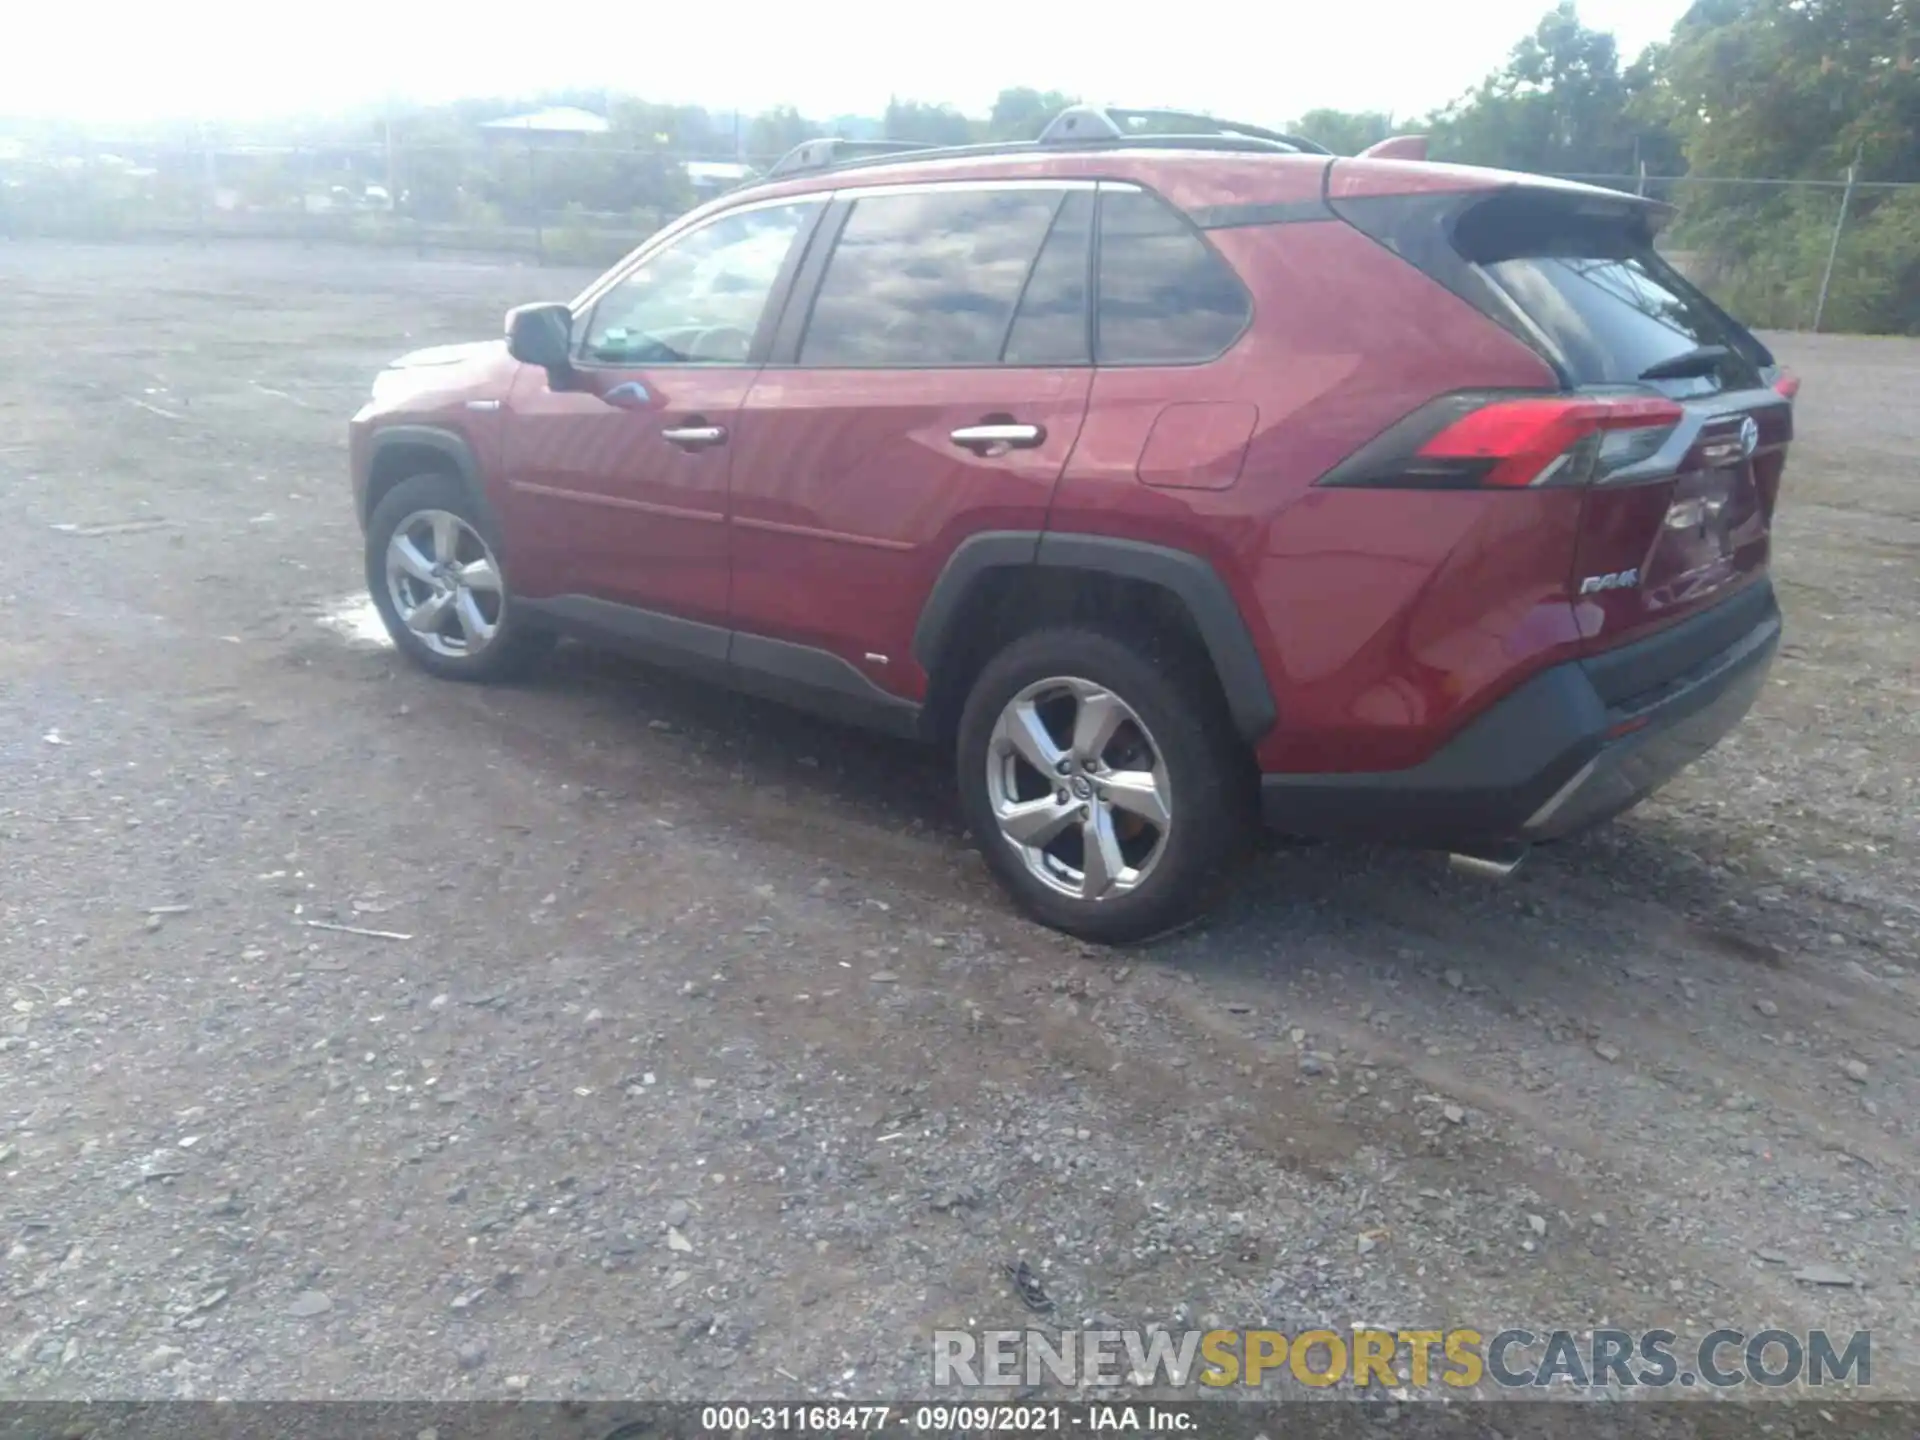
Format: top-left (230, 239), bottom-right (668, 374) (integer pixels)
top-left (1456, 194), bottom-right (1769, 396)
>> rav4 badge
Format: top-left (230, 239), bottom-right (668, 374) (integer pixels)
top-left (1579, 569), bottom-right (1641, 595)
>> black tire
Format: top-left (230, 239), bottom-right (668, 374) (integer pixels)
top-left (955, 626), bottom-right (1254, 944)
top-left (364, 471), bottom-right (552, 683)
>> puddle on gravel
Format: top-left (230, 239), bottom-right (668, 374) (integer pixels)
top-left (314, 592), bottom-right (393, 649)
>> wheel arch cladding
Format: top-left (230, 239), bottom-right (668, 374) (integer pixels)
top-left (363, 426), bottom-right (487, 527)
top-left (913, 532), bottom-right (1278, 745)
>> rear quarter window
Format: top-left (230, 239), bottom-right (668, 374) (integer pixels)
top-left (1096, 189), bottom-right (1250, 365)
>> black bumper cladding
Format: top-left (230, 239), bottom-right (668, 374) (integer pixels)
top-left (1261, 581), bottom-right (1781, 848)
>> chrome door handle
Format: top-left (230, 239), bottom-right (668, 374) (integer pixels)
top-left (662, 425), bottom-right (727, 451)
top-left (950, 422), bottom-right (1045, 455)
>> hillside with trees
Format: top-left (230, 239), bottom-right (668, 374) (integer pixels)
top-left (1413, 0), bottom-right (1918, 331)
top-left (2, 0), bottom-right (1913, 330)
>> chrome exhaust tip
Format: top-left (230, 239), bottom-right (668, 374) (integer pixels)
top-left (1448, 846), bottom-right (1529, 880)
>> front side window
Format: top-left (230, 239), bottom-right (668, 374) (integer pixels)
top-left (1096, 188), bottom-right (1251, 364)
top-left (582, 201), bottom-right (817, 365)
top-left (799, 188), bottom-right (1068, 367)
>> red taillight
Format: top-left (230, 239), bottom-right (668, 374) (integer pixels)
top-left (1773, 372), bottom-right (1801, 400)
top-left (1415, 396), bottom-right (1685, 489)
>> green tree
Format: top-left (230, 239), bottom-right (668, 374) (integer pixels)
top-left (1662, 0), bottom-right (1918, 182)
top-left (747, 106), bottom-right (817, 159)
top-left (1288, 108), bottom-right (1395, 155)
top-left (1656, 0), bottom-right (1920, 329)
top-left (883, 99), bottom-right (977, 146)
top-left (1618, 44), bottom-right (1690, 175)
top-left (1425, 2), bottom-right (1669, 176)
top-left (986, 88), bottom-right (1079, 140)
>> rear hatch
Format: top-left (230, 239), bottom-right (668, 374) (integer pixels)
top-left (1331, 175), bottom-right (1795, 658)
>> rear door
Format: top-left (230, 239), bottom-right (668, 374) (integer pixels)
top-left (1455, 193), bottom-right (1793, 653)
top-left (728, 182), bottom-right (1095, 701)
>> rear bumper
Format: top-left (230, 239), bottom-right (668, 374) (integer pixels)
top-left (1260, 581), bottom-right (1781, 848)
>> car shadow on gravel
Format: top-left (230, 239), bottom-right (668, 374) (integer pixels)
top-left (338, 625), bottom-right (1806, 967)
top-left (1182, 807), bottom-right (1817, 995)
top-left (533, 638), bottom-right (961, 823)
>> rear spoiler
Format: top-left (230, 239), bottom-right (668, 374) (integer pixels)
top-left (1360, 135), bottom-right (1429, 161)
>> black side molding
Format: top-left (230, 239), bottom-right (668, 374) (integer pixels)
top-left (524, 594), bottom-right (730, 669)
top-left (912, 531), bottom-right (1277, 744)
top-left (729, 633), bottom-right (922, 740)
top-left (519, 595), bottom-right (923, 740)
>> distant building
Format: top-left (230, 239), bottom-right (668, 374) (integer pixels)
top-left (479, 107), bottom-right (611, 143)
top-left (683, 160), bottom-right (755, 192)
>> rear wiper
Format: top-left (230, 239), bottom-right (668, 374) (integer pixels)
top-left (1639, 344), bottom-right (1729, 381)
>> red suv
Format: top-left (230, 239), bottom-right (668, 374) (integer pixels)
top-left (349, 106), bottom-right (1792, 943)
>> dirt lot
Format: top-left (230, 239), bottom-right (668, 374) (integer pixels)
top-left (2, 241), bottom-right (1917, 1403)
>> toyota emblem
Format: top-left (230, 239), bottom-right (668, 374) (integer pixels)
top-left (1738, 415), bottom-right (1760, 457)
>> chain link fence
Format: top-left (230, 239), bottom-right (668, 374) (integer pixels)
top-left (1557, 168), bottom-right (1920, 335)
top-left (0, 138), bottom-right (780, 269)
top-left (4, 137), bottom-right (1917, 332)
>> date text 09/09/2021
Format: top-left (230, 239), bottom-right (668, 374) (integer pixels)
top-left (694, 1404), bottom-right (1173, 1432)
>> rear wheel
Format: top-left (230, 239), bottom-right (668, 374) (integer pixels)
top-left (365, 472), bottom-right (551, 682)
top-left (956, 627), bottom-right (1252, 943)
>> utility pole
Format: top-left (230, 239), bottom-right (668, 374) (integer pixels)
top-left (195, 117), bottom-right (215, 247)
top-left (1812, 140), bottom-right (1863, 333)
top-left (383, 91), bottom-right (398, 211)
top-left (529, 135), bottom-right (543, 266)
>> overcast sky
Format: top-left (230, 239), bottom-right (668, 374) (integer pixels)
top-left (4, 0), bottom-right (1691, 128)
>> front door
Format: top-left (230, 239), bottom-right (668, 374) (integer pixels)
top-left (500, 197), bottom-right (822, 626)
top-left (729, 184), bottom-right (1097, 702)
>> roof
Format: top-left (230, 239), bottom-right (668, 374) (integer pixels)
top-left (479, 107), bottom-right (610, 135)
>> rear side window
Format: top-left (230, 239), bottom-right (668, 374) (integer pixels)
top-left (800, 189), bottom-right (1064, 366)
top-left (1096, 189), bottom-right (1250, 364)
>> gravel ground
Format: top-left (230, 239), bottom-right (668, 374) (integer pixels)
top-left (1, 242), bottom-right (1916, 1402)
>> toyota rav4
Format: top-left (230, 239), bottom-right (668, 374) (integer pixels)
top-left (348, 105), bottom-right (1793, 943)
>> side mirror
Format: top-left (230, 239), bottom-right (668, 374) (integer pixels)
top-left (505, 302), bottom-right (574, 375)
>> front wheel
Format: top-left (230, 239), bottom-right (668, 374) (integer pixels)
top-left (955, 628), bottom-right (1253, 944)
top-left (365, 471), bottom-right (551, 682)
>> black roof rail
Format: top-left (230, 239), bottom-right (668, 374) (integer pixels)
top-left (755, 104), bottom-right (1333, 186)
top-left (765, 137), bottom-right (930, 180)
top-left (1038, 105), bottom-right (1330, 156)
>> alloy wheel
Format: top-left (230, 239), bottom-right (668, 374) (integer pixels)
top-left (384, 509), bottom-right (504, 658)
top-left (985, 676), bottom-right (1173, 902)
